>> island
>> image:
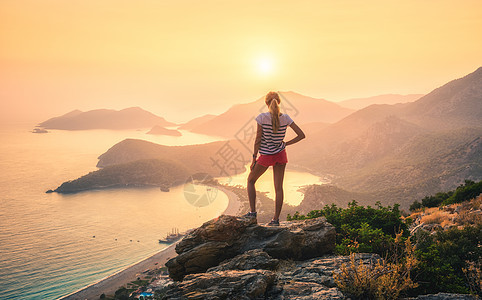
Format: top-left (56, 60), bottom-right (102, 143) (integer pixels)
top-left (146, 125), bottom-right (182, 136)
top-left (38, 107), bottom-right (175, 130)
top-left (32, 128), bottom-right (49, 134)
top-left (49, 159), bottom-right (190, 193)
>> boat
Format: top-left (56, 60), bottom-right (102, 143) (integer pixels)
top-left (159, 228), bottom-right (183, 243)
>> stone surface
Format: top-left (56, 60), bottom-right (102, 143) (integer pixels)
top-left (410, 293), bottom-right (477, 300)
top-left (207, 249), bottom-right (279, 272)
top-left (161, 269), bottom-right (277, 300)
top-left (166, 215), bottom-right (336, 281)
top-left (160, 253), bottom-right (382, 300)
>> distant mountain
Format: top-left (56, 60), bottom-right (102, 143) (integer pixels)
top-left (189, 91), bottom-right (354, 137)
top-left (147, 125), bottom-right (181, 136)
top-left (338, 94), bottom-right (423, 110)
top-left (303, 67), bottom-right (482, 151)
top-left (402, 67), bottom-right (482, 129)
top-left (38, 107), bottom-right (175, 130)
top-left (178, 114), bottom-right (217, 130)
top-left (290, 67), bottom-right (482, 209)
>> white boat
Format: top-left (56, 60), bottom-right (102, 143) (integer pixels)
top-left (159, 228), bottom-right (183, 243)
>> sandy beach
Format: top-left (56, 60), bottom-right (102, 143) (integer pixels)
top-left (59, 186), bottom-right (242, 300)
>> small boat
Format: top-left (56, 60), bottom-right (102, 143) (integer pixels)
top-left (159, 228), bottom-right (183, 244)
top-left (160, 186), bottom-right (170, 192)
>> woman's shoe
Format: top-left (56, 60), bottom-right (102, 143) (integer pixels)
top-left (267, 219), bottom-right (280, 226)
top-left (243, 211), bottom-right (257, 218)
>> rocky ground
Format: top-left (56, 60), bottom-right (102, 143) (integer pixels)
top-left (133, 215), bottom-right (476, 300)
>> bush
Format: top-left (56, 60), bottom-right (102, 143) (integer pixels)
top-left (288, 201), bottom-right (408, 256)
top-left (409, 179), bottom-right (482, 211)
top-left (114, 287), bottom-right (130, 300)
top-left (411, 224), bottom-right (482, 295)
top-left (409, 200), bottom-right (422, 211)
top-left (334, 237), bottom-right (418, 300)
top-left (463, 260), bottom-right (482, 297)
top-left (444, 180), bottom-right (482, 205)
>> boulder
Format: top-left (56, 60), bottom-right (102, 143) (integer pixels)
top-left (207, 249), bottom-right (279, 272)
top-left (273, 253), bottom-right (381, 299)
top-left (412, 293), bottom-right (476, 300)
top-left (162, 269), bottom-right (277, 300)
top-left (160, 252), bottom-right (381, 300)
top-left (166, 215), bottom-right (336, 281)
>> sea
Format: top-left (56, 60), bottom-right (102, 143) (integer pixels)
top-left (0, 124), bottom-right (322, 299)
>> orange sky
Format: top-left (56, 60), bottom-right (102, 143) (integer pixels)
top-left (1, 0), bottom-right (481, 124)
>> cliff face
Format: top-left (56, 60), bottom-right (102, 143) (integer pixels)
top-left (136, 214), bottom-right (478, 300)
top-left (159, 215), bottom-right (364, 299)
top-left (165, 215), bottom-right (336, 281)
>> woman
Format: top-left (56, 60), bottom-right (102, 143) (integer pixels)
top-left (245, 91), bottom-right (305, 226)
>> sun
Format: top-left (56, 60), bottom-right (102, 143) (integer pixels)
top-left (256, 56), bottom-right (275, 76)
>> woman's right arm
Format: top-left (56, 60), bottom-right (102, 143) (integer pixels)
top-left (285, 122), bottom-right (305, 146)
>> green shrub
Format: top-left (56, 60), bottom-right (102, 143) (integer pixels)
top-left (409, 200), bottom-right (423, 211)
top-left (411, 224), bottom-right (482, 295)
top-left (288, 201), bottom-right (407, 256)
top-left (444, 180), bottom-right (482, 205)
top-left (114, 287), bottom-right (130, 300)
top-left (409, 179), bottom-right (482, 211)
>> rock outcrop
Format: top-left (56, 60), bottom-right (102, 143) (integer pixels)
top-left (163, 269), bottom-right (278, 299)
top-left (165, 215), bottom-right (336, 281)
top-left (152, 215), bottom-right (477, 299)
top-left (161, 250), bottom-right (380, 299)
top-left (412, 293), bottom-right (477, 300)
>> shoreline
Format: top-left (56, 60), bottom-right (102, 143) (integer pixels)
top-left (58, 186), bottom-right (242, 300)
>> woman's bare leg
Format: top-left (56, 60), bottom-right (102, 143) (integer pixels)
top-left (273, 163), bottom-right (286, 220)
top-left (247, 163), bottom-right (268, 212)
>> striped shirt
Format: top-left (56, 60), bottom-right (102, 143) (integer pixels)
top-left (255, 112), bottom-right (294, 155)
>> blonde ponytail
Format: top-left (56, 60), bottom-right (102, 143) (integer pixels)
top-left (265, 91), bottom-right (281, 133)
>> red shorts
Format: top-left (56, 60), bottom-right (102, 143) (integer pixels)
top-left (257, 149), bottom-right (288, 167)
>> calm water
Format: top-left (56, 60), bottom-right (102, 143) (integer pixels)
top-left (0, 125), bottom-right (320, 299)
top-left (218, 164), bottom-right (322, 206)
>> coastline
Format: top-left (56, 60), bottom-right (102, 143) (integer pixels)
top-left (58, 186), bottom-right (242, 300)
top-left (217, 185), bottom-right (243, 216)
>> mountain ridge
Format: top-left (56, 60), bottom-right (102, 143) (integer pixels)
top-left (338, 93), bottom-right (424, 110)
top-left (189, 91), bottom-right (355, 137)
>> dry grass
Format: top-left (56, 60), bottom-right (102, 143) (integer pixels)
top-left (408, 196), bottom-right (481, 224)
top-left (334, 237), bottom-right (418, 300)
top-left (455, 210), bottom-right (482, 226)
top-left (420, 210), bottom-right (454, 226)
top-left (463, 260), bottom-right (482, 297)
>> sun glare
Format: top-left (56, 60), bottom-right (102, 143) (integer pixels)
top-left (256, 57), bottom-right (274, 76)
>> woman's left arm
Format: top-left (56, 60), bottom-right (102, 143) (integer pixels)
top-left (251, 124), bottom-right (263, 170)
top-left (285, 122), bottom-right (305, 146)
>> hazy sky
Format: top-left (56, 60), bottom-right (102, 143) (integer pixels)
top-left (1, 0), bottom-right (481, 124)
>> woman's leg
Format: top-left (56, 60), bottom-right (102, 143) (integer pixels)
top-left (247, 163), bottom-right (268, 212)
top-left (273, 163), bottom-right (287, 220)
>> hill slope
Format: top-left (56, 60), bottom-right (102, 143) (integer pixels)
top-left (338, 94), bottom-right (423, 110)
top-left (97, 138), bottom-right (249, 177)
top-left (290, 67), bottom-right (482, 208)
